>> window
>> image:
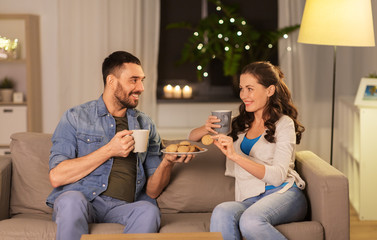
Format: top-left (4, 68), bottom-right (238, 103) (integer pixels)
top-left (158, 0), bottom-right (277, 102)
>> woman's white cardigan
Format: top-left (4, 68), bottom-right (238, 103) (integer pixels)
top-left (225, 115), bottom-right (305, 202)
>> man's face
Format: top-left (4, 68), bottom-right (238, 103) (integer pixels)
top-left (112, 63), bottom-right (145, 109)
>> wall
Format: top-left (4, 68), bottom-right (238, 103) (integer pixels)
top-left (1, 0), bottom-right (60, 133)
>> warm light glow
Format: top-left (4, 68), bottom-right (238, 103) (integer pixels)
top-left (182, 85), bottom-right (193, 98)
top-left (298, 0), bottom-right (375, 47)
top-left (163, 84), bottom-right (173, 98)
top-left (173, 85), bottom-right (182, 98)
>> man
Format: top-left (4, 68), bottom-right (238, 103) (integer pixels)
top-left (46, 51), bottom-right (193, 240)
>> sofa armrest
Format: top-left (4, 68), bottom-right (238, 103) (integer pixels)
top-left (0, 155), bottom-right (11, 220)
top-left (295, 151), bottom-right (349, 240)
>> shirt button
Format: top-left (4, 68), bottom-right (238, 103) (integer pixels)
top-left (102, 184), bottom-right (106, 187)
top-left (137, 180), bottom-right (141, 184)
top-left (87, 139), bottom-right (90, 142)
top-left (92, 192), bottom-right (96, 195)
top-left (110, 124), bottom-right (114, 128)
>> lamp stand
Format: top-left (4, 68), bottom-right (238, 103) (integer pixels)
top-left (330, 46), bottom-right (337, 165)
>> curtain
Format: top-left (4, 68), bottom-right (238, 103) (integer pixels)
top-left (278, 0), bottom-right (377, 164)
top-left (57, 0), bottom-right (160, 121)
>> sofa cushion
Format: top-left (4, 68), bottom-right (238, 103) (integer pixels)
top-left (10, 132), bottom-right (53, 216)
top-left (157, 140), bottom-right (235, 213)
top-left (160, 213), bottom-right (211, 233)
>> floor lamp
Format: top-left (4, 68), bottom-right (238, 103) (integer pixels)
top-left (297, 0), bottom-right (375, 165)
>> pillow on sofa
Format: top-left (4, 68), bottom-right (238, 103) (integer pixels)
top-left (10, 132), bottom-right (53, 216)
top-left (157, 140), bottom-right (235, 213)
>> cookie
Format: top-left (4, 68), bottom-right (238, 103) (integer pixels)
top-left (201, 135), bottom-right (213, 145)
top-left (179, 140), bottom-right (191, 146)
top-left (166, 144), bottom-right (178, 152)
top-left (177, 145), bottom-right (190, 152)
top-left (188, 145), bottom-right (196, 152)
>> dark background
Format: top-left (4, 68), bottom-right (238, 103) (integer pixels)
top-left (157, 0), bottom-right (278, 101)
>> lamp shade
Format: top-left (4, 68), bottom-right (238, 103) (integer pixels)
top-left (298, 0), bottom-right (375, 47)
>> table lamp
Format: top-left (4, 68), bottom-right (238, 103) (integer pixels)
top-left (297, 0), bottom-right (375, 165)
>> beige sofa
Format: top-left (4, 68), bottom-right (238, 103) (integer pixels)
top-left (0, 132), bottom-right (349, 240)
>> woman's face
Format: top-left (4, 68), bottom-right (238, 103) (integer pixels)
top-left (239, 73), bottom-right (274, 115)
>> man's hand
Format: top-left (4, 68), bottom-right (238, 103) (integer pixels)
top-left (107, 130), bottom-right (135, 157)
top-left (163, 153), bottom-right (195, 165)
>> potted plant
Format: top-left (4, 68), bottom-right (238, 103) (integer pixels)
top-left (167, 0), bottom-right (300, 91)
top-left (0, 76), bottom-right (15, 102)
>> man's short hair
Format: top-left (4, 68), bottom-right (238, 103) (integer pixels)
top-left (102, 51), bottom-right (141, 85)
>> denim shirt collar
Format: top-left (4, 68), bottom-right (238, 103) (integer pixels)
top-left (97, 95), bottom-right (140, 124)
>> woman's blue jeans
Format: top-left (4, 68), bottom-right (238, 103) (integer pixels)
top-left (210, 185), bottom-right (307, 240)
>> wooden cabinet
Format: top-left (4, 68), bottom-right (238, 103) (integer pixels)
top-left (336, 96), bottom-right (377, 220)
top-left (0, 14), bottom-right (41, 149)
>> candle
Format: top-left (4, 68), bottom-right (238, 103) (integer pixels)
top-left (182, 85), bottom-right (193, 98)
top-left (163, 84), bottom-right (173, 98)
top-left (173, 85), bottom-right (182, 98)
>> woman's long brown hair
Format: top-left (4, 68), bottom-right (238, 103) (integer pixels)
top-left (230, 61), bottom-right (305, 144)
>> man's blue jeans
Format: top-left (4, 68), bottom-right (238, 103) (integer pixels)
top-left (52, 191), bottom-right (160, 240)
top-left (210, 185), bottom-right (307, 240)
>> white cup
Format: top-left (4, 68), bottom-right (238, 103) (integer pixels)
top-left (132, 129), bottom-right (149, 152)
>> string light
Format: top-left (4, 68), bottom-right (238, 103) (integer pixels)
top-left (224, 37), bottom-right (229, 41)
top-left (224, 46), bottom-right (230, 51)
top-left (203, 72), bottom-right (208, 77)
top-left (230, 18), bottom-right (235, 23)
top-left (216, 6), bottom-right (221, 11)
top-left (218, 34), bottom-right (223, 39)
top-left (245, 45), bottom-right (250, 50)
top-left (283, 34), bottom-right (288, 39)
top-left (241, 20), bottom-right (246, 25)
top-left (237, 31), bottom-right (242, 36)
top-left (197, 65), bottom-right (202, 70)
top-left (194, 32), bottom-right (199, 36)
top-left (268, 44), bottom-right (273, 48)
top-left (197, 43), bottom-right (204, 50)
top-left (219, 19), bottom-right (224, 24)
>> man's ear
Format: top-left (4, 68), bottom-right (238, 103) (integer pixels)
top-left (267, 85), bottom-right (276, 97)
top-left (106, 75), bottom-right (115, 87)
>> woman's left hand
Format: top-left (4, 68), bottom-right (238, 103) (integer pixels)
top-left (213, 134), bottom-right (237, 159)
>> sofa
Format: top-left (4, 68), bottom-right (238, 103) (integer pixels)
top-left (0, 132), bottom-right (349, 240)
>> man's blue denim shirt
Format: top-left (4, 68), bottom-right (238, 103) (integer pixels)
top-left (46, 96), bottom-right (162, 208)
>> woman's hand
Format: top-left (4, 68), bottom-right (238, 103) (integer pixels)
top-left (205, 116), bottom-right (221, 134)
top-left (188, 115), bottom-right (221, 141)
top-left (213, 134), bottom-right (237, 160)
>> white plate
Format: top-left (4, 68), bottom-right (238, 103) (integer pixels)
top-left (161, 148), bottom-right (208, 155)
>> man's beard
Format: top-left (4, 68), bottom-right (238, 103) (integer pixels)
top-left (114, 83), bottom-right (140, 109)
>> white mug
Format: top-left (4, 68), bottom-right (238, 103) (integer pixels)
top-left (132, 129), bottom-right (149, 152)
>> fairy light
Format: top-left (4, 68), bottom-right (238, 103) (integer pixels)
top-left (216, 6), bottom-right (221, 11)
top-left (283, 34), bottom-right (288, 39)
top-left (241, 20), bottom-right (246, 25)
top-left (218, 34), bottom-right (223, 39)
top-left (245, 45), bottom-right (250, 50)
top-left (197, 65), bottom-right (202, 70)
top-left (230, 18), bottom-right (235, 23)
top-left (194, 32), bottom-right (199, 36)
top-left (268, 44), bottom-right (273, 48)
top-left (237, 31), bottom-right (242, 36)
top-left (224, 46), bottom-right (230, 51)
top-left (287, 46), bottom-right (292, 51)
top-left (203, 72), bottom-right (208, 77)
top-left (219, 19), bottom-right (224, 24)
top-left (224, 37), bottom-right (229, 42)
top-left (197, 43), bottom-right (204, 50)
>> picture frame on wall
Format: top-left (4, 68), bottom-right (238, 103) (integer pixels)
top-left (354, 78), bottom-right (377, 107)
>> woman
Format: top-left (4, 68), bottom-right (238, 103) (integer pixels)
top-left (188, 61), bottom-right (307, 240)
